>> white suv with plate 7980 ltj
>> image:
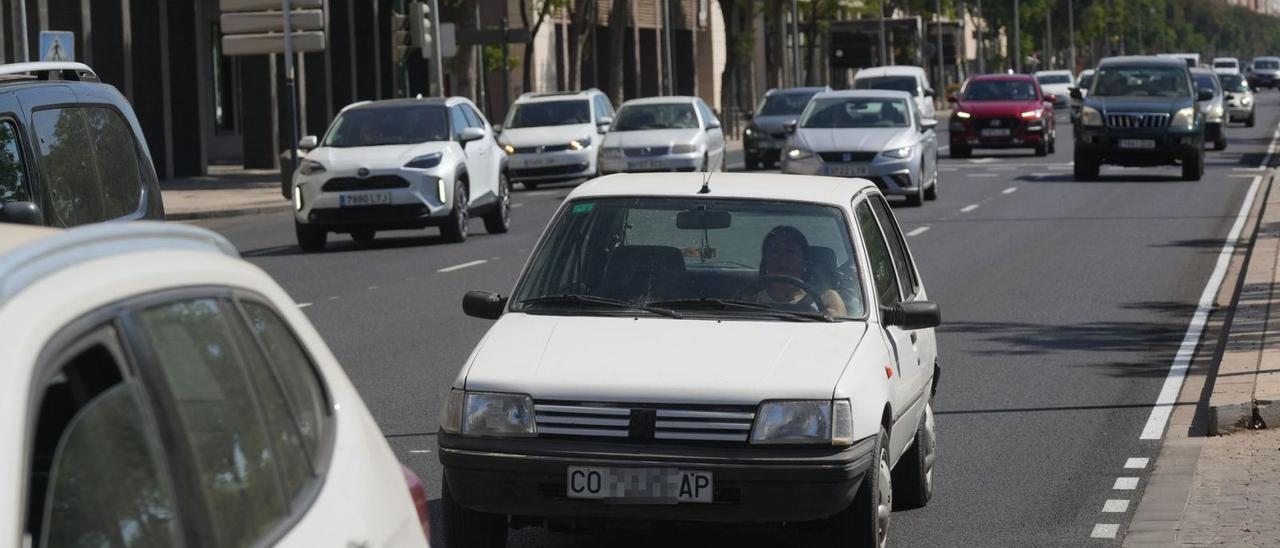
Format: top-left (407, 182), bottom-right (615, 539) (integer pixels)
top-left (438, 173), bottom-right (942, 547)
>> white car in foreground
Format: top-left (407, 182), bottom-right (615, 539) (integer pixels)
top-left (598, 96), bottom-right (727, 174)
top-left (0, 222), bottom-right (430, 548)
top-left (439, 173), bottom-right (942, 547)
top-left (293, 97), bottom-right (510, 250)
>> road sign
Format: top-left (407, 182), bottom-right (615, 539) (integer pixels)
top-left (219, 0), bottom-right (321, 11)
top-left (39, 31), bottom-right (75, 62)
top-left (221, 10), bottom-right (323, 34)
top-left (222, 32), bottom-right (325, 56)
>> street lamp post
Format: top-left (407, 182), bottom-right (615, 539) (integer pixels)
top-left (1014, 0), bottom-right (1021, 73)
top-left (878, 0), bottom-right (888, 66)
top-left (791, 0), bottom-right (801, 86)
top-left (1068, 0), bottom-right (1076, 73)
top-left (935, 0), bottom-right (946, 94)
top-left (1045, 0), bottom-right (1052, 70)
top-left (977, 0), bottom-right (985, 73)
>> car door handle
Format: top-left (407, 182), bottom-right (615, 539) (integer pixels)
top-left (910, 332), bottom-right (917, 344)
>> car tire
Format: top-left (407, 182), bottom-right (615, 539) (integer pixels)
top-left (483, 174), bottom-right (512, 234)
top-left (1183, 151), bottom-right (1204, 181)
top-left (441, 183), bottom-right (469, 243)
top-left (950, 146), bottom-right (970, 159)
top-left (350, 230), bottom-right (375, 243)
top-left (1034, 142), bottom-right (1048, 156)
top-left (905, 179), bottom-right (925, 207)
top-left (924, 176), bottom-right (938, 200)
top-left (828, 427), bottom-right (891, 548)
top-left (1215, 138), bottom-right (1228, 151)
top-left (523, 181), bottom-right (539, 191)
top-left (1073, 152), bottom-right (1100, 181)
top-left (1048, 133), bottom-right (1057, 154)
top-left (1247, 112), bottom-right (1256, 128)
top-left (892, 401), bottom-right (936, 509)
top-left (746, 158), bottom-right (760, 171)
top-left (442, 477), bottom-right (508, 548)
top-left (295, 222), bottom-right (327, 252)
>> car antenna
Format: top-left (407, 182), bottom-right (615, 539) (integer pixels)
top-left (698, 167), bottom-right (713, 194)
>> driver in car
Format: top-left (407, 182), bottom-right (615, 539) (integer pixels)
top-left (754, 225), bottom-right (848, 316)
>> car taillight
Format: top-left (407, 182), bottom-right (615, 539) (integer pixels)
top-left (401, 463), bottom-right (431, 541)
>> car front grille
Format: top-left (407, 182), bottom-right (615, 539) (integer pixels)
top-left (322, 175), bottom-right (411, 192)
top-left (1106, 113), bottom-right (1170, 129)
top-left (769, 132), bottom-right (788, 140)
top-left (534, 401), bottom-right (756, 443)
top-left (513, 143), bottom-right (574, 154)
top-left (818, 151), bottom-right (878, 163)
top-left (624, 146), bottom-right (671, 157)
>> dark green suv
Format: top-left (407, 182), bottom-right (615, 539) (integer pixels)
top-left (1071, 56), bottom-right (1212, 181)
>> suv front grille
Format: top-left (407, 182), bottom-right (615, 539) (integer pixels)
top-left (534, 402), bottom-right (756, 443)
top-left (322, 175), bottom-right (411, 192)
top-left (1106, 113), bottom-right (1169, 129)
top-left (818, 151), bottom-right (878, 163)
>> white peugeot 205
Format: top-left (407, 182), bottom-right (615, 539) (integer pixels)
top-left (438, 173), bottom-right (941, 547)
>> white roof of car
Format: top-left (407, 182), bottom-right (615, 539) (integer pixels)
top-left (516, 89), bottom-right (601, 104)
top-left (620, 95), bottom-right (700, 107)
top-left (1035, 70), bottom-right (1073, 76)
top-left (854, 65), bottom-right (927, 79)
top-left (568, 173), bottom-right (875, 205)
top-left (1213, 57), bottom-right (1239, 63)
top-left (814, 89), bottom-right (913, 101)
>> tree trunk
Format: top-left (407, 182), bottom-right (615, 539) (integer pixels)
top-left (608, 0), bottom-right (629, 105)
top-left (568, 0), bottom-right (595, 90)
top-left (456, 3), bottom-right (477, 101)
top-left (804, 1), bottom-right (820, 86)
top-left (521, 1), bottom-right (534, 93)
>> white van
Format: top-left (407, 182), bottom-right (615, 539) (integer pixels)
top-left (1213, 57), bottom-right (1241, 75)
top-left (1159, 53), bottom-right (1200, 69)
top-left (852, 65), bottom-right (937, 120)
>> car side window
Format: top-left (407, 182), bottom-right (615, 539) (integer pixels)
top-left (868, 195), bottom-right (920, 298)
top-left (31, 108), bottom-right (101, 226)
top-left (595, 95), bottom-right (613, 121)
top-left (0, 119), bottom-right (31, 205)
top-left (450, 106), bottom-right (469, 141)
top-left (461, 104), bottom-right (485, 129)
top-left (28, 328), bottom-right (182, 548)
top-left (696, 101), bottom-right (718, 129)
top-left (135, 298), bottom-right (289, 548)
top-left (855, 200), bottom-right (902, 306)
top-left (83, 108), bottom-right (144, 219)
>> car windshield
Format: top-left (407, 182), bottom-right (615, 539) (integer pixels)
top-left (1090, 66), bottom-right (1192, 97)
top-left (1220, 74), bottom-right (1249, 92)
top-left (505, 100), bottom-right (591, 129)
top-left (758, 92), bottom-right (818, 116)
top-left (1078, 74), bottom-right (1095, 88)
top-left (613, 104), bottom-right (699, 131)
top-left (1214, 61), bottom-right (1236, 69)
top-left (511, 198), bottom-right (866, 321)
top-left (801, 98), bottom-right (911, 128)
top-left (1192, 74), bottom-right (1221, 96)
top-left (322, 105), bottom-right (449, 147)
top-left (961, 80), bottom-right (1039, 101)
top-left (853, 76), bottom-right (919, 96)
top-left (1037, 74), bottom-right (1072, 84)
top-left (1255, 60), bottom-right (1279, 70)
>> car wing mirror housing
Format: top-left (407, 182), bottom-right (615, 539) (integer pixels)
top-left (881, 301), bottom-right (941, 330)
top-left (464, 291), bottom-right (508, 319)
top-left (1069, 88), bottom-right (1083, 100)
top-left (920, 118), bottom-right (939, 132)
top-left (0, 201), bottom-right (44, 226)
top-left (783, 120), bottom-right (798, 134)
top-left (460, 127), bottom-right (487, 143)
top-left (1197, 89), bottom-right (1214, 102)
top-left (596, 116), bottom-right (613, 134)
top-left (299, 135), bottom-right (318, 150)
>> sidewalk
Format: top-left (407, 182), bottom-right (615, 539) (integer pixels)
top-left (161, 165), bottom-right (290, 221)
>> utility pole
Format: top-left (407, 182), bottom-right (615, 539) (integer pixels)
top-left (1067, 0), bottom-right (1076, 73)
top-left (878, 0), bottom-right (888, 66)
top-left (935, 0), bottom-right (945, 95)
top-left (1014, 0), bottom-right (1021, 73)
top-left (501, 17), bottom-right (510, 118)
top-left (431, 0), bottom-right (443, 95)
top-left (976, 0), bottom-right (985, 74)
top-left (665, 0), bottom-right (674, 94)
top-left (282, 0), bottom-right (300, 199)
top-left (1045, 0), bottom-right (1052, 70)
top-left (12, 0), bottom-right (28, 61)
top-left (791, 0), bottom-right (801, 86)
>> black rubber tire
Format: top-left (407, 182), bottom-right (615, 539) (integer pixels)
top-left (522, 181), bottom-right (539, 191)
top-left (440, 183), bottom-right (469, 243)
top-left (1034, 142), bottom-right (1048, 156)
top-left (892, 402), bottom-right (936, 510)
top-left (1073, 152), bottom-right (1099, 181)
top-left (1048, 134), bottom-right (1057, 154)
top-left (1183, 151), bottom-right (1204, 181)
top-left (746, 158), bottom-right (760, 171)
top-left (350, 230), bottom-right (375, 243)
top-left (1247, 112), bottom-right (1256, 128)
top-left (483, 174), bottom-right (512, 234)
top-left (905, 181), bottom-right (925, 207)
top-left (950, 146), bottom-right (970, 159)
top-left (924, 177), bottom-right (938, 200)
top-left (829, 427), bottom-right (891, 548)
top-left (1215, 138), bottom-right (1228, 152)
top-left (442, 478), bottom-right (508, 548)
top-left (295, 222), bottom-right (326, 252)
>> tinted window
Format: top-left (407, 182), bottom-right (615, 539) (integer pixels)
top-left (1220, 74), bottom-right (1248, 92)
top-left (1091, 66), bottom-right (1192, 97)
top-left (962, 80), bottom-right (1039, 101)
top-left (1193, 74), bottom-right (1221, 95)
top-left (84, 108), bottom-right (143, 219)
top-left (462, 104), bottom-right (485, 129)
top-left (1255, 60), bottom-right (1279, 70)
top-left (757, 92), bottom-right (817, 116)
top-left (868, 195), bottom-right (919, 297)
top-left (137, 298), bottom-right (288, 548)
top-left (241, 301), bottom-right (328, 464)
top-left (0, 120), bottom-right (30, 204)
top-left (1036, 74), bottom-right (1072, 84)
top-left (594, 95), bottom-right (614, 120)
top-left (856, 201), bottom-right (902, 306)
top-left (696, 101), bottom-right (718, 128)
top-left (506, 100), bottom-right (591, 128)
top-left (32, 108), bottom-right (100, 226)
top-left (450, 106), bottom-right (469, 140)
top-left (802, 98), bottom-right (911, 128)
top-left (614, 103), bottom-right (700, 131)
top-left (854, 75), bottom-right (920, 95)
top-left (322, 105), bottom-right (449, 147)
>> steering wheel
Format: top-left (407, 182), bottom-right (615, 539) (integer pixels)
top-left (740, 274), bottom-right (823, 311)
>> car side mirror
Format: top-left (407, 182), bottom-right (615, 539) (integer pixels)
top-left (0, 201), bottom-right (45, 225)
top-left (463, 291), bottom-right (508, 320)
top-left (707, 120), bottom-right (721, 130)
top-left (459, 127), bottom-right (486, 143)
top-left (1197, 89), bottom-right (1214, 102)
top-left (299, 135), bottom-right (318, 150)
top-left (1225, 93), bottom-right (1236, 101)
top-left (925, 88), bottom-right (936, 97)
top-left (744, 109), bottom-right (754, 118)
top-left (492, 123), bottom-right (503, 134)
top-left (1069, 88), bottom-right (1083, 100)
top-left (596, 116), bottom-right (613, 134)
top-left (920, 118), bottom-right (938, 132)
top-left (784, 120), bottom-right (798, 134)
top-left (881, 301), bottom-right (941, 330)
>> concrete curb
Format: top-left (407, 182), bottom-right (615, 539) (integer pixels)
top-left (166, 203), bottom-right (292, 221)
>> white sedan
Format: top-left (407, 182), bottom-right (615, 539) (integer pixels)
top-left (598, 96), bottom-right (727, 174)
top-left (1034, 70), bottom-right (1075, 109)
top-left (0, 222), bottom-right (430, 548)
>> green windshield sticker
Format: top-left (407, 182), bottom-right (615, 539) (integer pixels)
top-left (572, 203), bottom-right (595, 213)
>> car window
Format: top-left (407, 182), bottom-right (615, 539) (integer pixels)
top-left (756, 92), bottom-right (819, 116)
top-left (801, 98), bottom-right (911, 129)
top-left (0, 119), bottom-right (31, 204)
top-left (136, 298), bottom-right (288, 548)
top-left (462, 104), bottom-right (485, 129)
top-left (868, 195), bottom-right (919, 298)
top-left (321, 105), bottom-right (450, 147)
top-left (696, 101), bottom-right (718, 128)
top-left (962, 80), bottom-right (1040, 101)
top-left (31, 108), bottom-right (101, 226)
top-left (854, 75), bottom-right (920, 96)
top-left (1091, 66), bottom-right (1192, 97)
top-left (239, 301), bottom-right (329, 465)
top-left (28, 329), bottom-right (182, 548)
top-left (594, 96), bottom-right (613, 121)
top-left (450, 106), bottom-right (469, 140)
top-left (83, 108), bottom-right (144, 219)
top-left (613, 103), bottom-right (700, 131)
top-left (855, 201), bottom-right (902, 306)
top-left (506, 100), bottom-right (591, 128)
top-left (1192, 74), bottom-right (1221, 95)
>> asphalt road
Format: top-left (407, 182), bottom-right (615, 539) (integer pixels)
top-left (193, 94), bottom-right (1279, 547)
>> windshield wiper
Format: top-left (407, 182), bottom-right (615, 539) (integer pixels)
top-left (646, 298), bottom-right (835, 322)
top-left (520, 294), bottom-right (683, 319)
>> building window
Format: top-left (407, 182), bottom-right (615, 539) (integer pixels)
top-left (212, 24), bottom-right (239, 134)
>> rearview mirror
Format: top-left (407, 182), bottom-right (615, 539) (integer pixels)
top-left (299, 135), bottom-right (318, 150)
top-left (463, 291), bottom-right (508, 319)
top-left (783, 120), bottom-right (798, 134)
top-left (0, 201), bottom-right (44, 225)
top-left (1197, 89), bottom-right (1214, 102)
top-left (925, 88), bottom-right (936, 97)
top-left (676, 209), bottom-right (732, 230)
top-left (881, 301), bottom-right (941, 330)
top-left (459, 127), bottom-right (486, 143)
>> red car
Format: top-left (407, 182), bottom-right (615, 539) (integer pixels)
top-left (948, 74), bottom-right (1058, 157)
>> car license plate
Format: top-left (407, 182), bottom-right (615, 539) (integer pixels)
top-left (520, 156), bottom-right (562, 168)
top-left (980, 128), bottom-right (1012, 137)
top-left (338, 192), bottom-right (391, 207)
top-left (566, 467), bottom-right (713, 503)
top-left (1119, 139), bottom-right (1156, 149)
top-left (828, 164), bottom-right (868, 177)
top-left (628, 160), bottom-right (667, 171)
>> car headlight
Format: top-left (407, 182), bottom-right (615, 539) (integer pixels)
top-left (502, 143), bottom-right (516, 155)
top-left (569, 136), bottom-right (593, 151)
top-left (443, 390), bottom-right (536, 437)
top-left (1081, 106), bottom-right (1103, 126)
top-left (1209, 104), bottom-right (1225, 120)
top-left (1020, 109), bottom-right (1043, 119)
top-left (299, 159), bottom-right (326, 175)
top-left (954, 111), bottom-right (972, 119)
top-left (404, 152), bottom-right (443, 169)
top-left (1171, 107), bottom-right (1196, 130)
top-left (881, 146), bottom-right (912, 159)
top-left (1242, 96), bottom-right (1253, 105)
top-left (786, 145), bottom-right (814, 160)
top-left (671, 143), bottom-right (698, 154)
top-left (751, 400), bottom-right (853, 445)
top-left (744, 125), bottom-right (758, 137)
top-left (601, 146), bottom-right (624, 158)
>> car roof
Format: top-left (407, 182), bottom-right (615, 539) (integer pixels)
top-left (568, 173), bottom-right (875, 205)
top-left (620, 96), bottom-right (700, 106)
top-left (767, 86), bottom-right (830, 96)
top-left (1100, 56), bottom-right (1189, 68)
top-left (814, 89), bottom-right (913, 101)
top-left (1035, 70), bottom-right (1073, 76)
top-left (516, 89), bottom-right (601, 104)
top-left (1213, 57), bottom-right (1238, 62)
top-left (345, 97), bottom-right (453, 112)
top-left (969, 73), bottom-right (1036, 82)
top-left (1190, 68), bottom-right (1219, 76)
top-left (855, 66), bottom-right (926, 79)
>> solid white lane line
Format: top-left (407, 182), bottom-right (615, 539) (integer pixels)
top-left (961, 204), bottom-right (980, 213)
top-left (938, 145), bottom-right (951, 151)
top-left (1140, 174), bottom-right (1262, 440)
top-left (1002, 187), bottom-right (1018, 194)
top-left (966, 173), bottom-right (1000, 178)
top-left (1091, 524), bottom-right (1120, 539)
top-left (1113, 477), bottom-right (1140, 490)
top-left (1102, 500), bottom-right (1130, 513)
top-left (1260, 122), bottom-right (1280, 168)
top-left (437, 259), bottom-right (489, 273)
top-left (906, 226), bottom-right (931, 237)
top-left (1124, 457), bottom-right (1150, 469)
top-left (969, 158), bottom-right (998, 164)
top-left (297, 302), bottom-right (312, 309)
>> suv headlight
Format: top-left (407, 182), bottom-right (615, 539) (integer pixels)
top-left (1208, 103), bottom-right (1225, 120)
top-left (671, 143), bottom-right (698, 154)
top-left (751, 400), bottom-right (854, 445)
top-left (1081, 106), bottom-right (1103, 127)
top-left (744, 125), bottom-right (758, 137)
top-left (1020, 109), bottom-right (1043, 119)
top-left (404, 152), bottom-right (443, 169)
top-left (441, 390), bottom-right (536, 437)
top-left (881, 146), bottom-right (913, 159)
top-left (601, 146), bottom-right (624, 158)
top-left (954, 111), bottom-right (972, 119)
top-left (569, 136), bottom-right (593, 151)
top-left (299, 159), bottom-right (326, 175)
top-left (1171, 107), bottom-right (1196, 130)
top-left (1242, 95), bottom-right (1253, 105)
top-left (786, 145), bottom-right (814, 160)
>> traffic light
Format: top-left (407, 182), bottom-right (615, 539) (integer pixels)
top-left (410, 1), bottom-right (433, 59)
top-left (391, 9), bottom-right (409, 66)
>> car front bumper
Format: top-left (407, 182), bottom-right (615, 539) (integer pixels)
top-left (781, 154), bottom-right (922, 196)
top-left (1074, 126), bottom-right (1203, 166)
top-left (744, 135), bottom-right (787, 161)
top-left (950, 117), bottom-right (1049, 149)
top-left (1228, 105), bottom-right (1254, 121)
top-left (599, 152), bottom-right (703, 174)
top-left (508, 148), bottom-right (597, 182)
top-left (293, 167), bottom-right (453, 231)
top-left (438, 433), bottom-right (875, 524)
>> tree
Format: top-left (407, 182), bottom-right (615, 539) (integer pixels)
top-left (607, 0), bottom-right (629, 105)
top-left (519, 0), bottom-right (571, 93)
top-left (567, 0), bottom-right (596, 90)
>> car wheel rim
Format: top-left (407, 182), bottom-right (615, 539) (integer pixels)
top-left (877, 448), bottom-right (893, 547)
top-left (500, 179), bottom-right (510, 226)
top-left (923, 403), bottom-right (936, 492)
top-left (458, 188), bottom-right (468, 235)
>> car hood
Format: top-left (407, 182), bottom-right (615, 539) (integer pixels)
top-left (794, 127), bottom-right (914, 153)
top-left (500, 124), bottom-right (596, 147)
top-left (306, 142), bottom-right (450, 167)
top-left (750, 115), bottom-right (802, 134)
top-left (461, 314), bottom-right (867, 404)
top-left (954, 100), bottom-right (1044, 117)
top-left (1086, 96), bottom-right (1192, 114)
top-left (603, 128), bottom-right (703, 149)
top-left (1039, 83), bottom-right (1073, 97)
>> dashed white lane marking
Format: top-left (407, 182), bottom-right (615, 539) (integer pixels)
top-left (408, 449), bottom-right (432, 454)
top-left (1124, 457), bottom-right (1149, 469)
top-left (961, 204), bottom-right (980, 213)
top-left (1091, 524), bottom-right (1120, 539)
top-left (1233, 167), bottom-right (1266, 171)
top-left (367, 285), bottom-right (378, 290)
top-left (1230, 173), bottom-right (1259, 178)
top-left (938, 145), bottom-right (951, 151)
top-left (988, 166), bottom-right (1018, 170)
top-left (525, 190), bottom-right (557, 196)
top-left (1102, 500), bottom-right (1130, 513)
top-left (966, 173), bottom-right (1000, 178)
top-left (939, 167), bottom-right (959, 172)
top-left (906, 226), bottom-right (931, 237)
top-left (512, 202), bottom-right (526, 208)
top-left (1140, 174), bottom-right (1263, 440)
top-left (297, 302), bottom-right (312, 308)
top-left (1113, 477), bottom-right (1140, 490)
top-left (969, 157), bottom-right (998, 164)
top-left (438, 259), bottom-right (489, 273)
top-left (327, 296), bottom-right (339, 300)
top-left (1002, 187), bottom-right (1018, 194)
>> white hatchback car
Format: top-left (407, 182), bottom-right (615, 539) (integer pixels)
top-left (598, 96), bottom-right (727, 174)
top-left (497, 89), bottom-right (615, 190)
top-left (852, 65), bottom-right (937, 120)
top-left (1034, 69), bottom-right (1075, 109)
top-left (293, 97), bottom-right (510, 251)
top-left (0, 222), bottom-right (430, 548)
top-left (439, 173), bottom-right (941, 547)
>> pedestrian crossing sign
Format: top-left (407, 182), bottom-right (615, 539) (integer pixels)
top-left (39, 31), bottom-right (75, 62)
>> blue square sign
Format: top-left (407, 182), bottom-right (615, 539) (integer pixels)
top-left (39, 31), bottom-right (75, 62)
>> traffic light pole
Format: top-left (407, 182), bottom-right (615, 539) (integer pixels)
top-left (283, 0), bottom-right (300, 199)
top-left (431, 0), bottom-right (444, 95)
